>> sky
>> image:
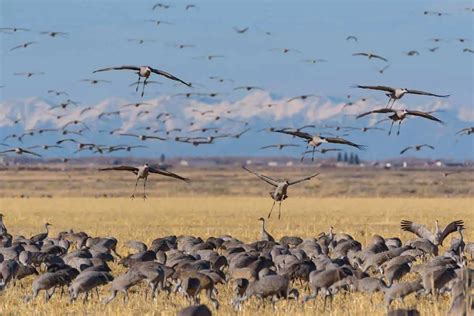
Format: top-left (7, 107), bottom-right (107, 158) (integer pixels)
top-left (0, 0), bottom-right (473, 160)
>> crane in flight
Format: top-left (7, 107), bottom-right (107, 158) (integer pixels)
top-left (99, 163), bottom-right (189, 199)
top-left (93, 65), bottom-right (190, 96)
top-left (243, 166), bottom-right (319, 219)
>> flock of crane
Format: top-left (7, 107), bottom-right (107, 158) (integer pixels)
top-left (1, 2), bottom-right (473, 315)
top-left (1, 4), bottom-right (473, 166)
top-left (0, 215), bottom-right (472, 315)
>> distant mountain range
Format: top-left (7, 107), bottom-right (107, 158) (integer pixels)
top-left (0, 91), bottom-right (472, 160)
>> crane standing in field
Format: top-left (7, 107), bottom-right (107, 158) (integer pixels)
top-left (243, 166), bottom-right (319, 219)
top-left (258, 217), bottom-right (275, 242)
top-left (99, 163), bottom-right (189, 199)
top-left (0, 214), bottom-right (7, 236)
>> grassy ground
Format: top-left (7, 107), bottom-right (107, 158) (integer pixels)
top-left (0, 167), bottom-right (473, 198)
top-left (0, 197), bottom-right (472, 315)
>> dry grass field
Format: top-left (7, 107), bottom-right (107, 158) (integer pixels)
top-left (0, 194), bottom-right (472, 315)
top-left (0, 166), bottom-right (473, 198)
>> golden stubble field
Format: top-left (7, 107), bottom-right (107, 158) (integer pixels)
top-left (0, 196), bottom-right (472, 315)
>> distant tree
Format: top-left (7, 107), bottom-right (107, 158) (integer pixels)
top-left (349, 153), bottom-right (355, 164)
top-left (160, 154), bottom-right (165, 163)
top-left (337, 152), bottom-right (342, 162)
top-left (343, 152), bottom-right (348, 162)
top-left (354, 154), bottom-right (360, 165)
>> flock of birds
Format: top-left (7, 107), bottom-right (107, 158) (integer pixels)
top-left (0, 215), bottom-right (472, 315)
top-left (1, 5), bottom-right (473, 167)
top-left (0, 3), bottom-right (473, 315)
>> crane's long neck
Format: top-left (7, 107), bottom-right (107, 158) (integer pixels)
top-left (435, 220), bottom-right (440, 234)
top-left (45, 224), bottom-right (49, 235)
top-left (261, 220), bottom-right (265, 232)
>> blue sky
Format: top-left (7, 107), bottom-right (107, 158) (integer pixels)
top-left (0, 0), bottom-right (473, 160)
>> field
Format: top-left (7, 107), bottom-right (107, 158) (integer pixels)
top-left (0, 167), bottom-right (473, 315)
top-left (1, 166), bottom-right (473, 198)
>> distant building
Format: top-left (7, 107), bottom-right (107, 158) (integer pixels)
top-left (268, 161), bottom-right (278, 167)
top-left (180, 160), bottom-right (189, 166)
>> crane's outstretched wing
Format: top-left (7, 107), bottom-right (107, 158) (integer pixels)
top-left (149, 67), bottom-right (191, 87)
top-left (56, 138), bottom-right (79, 144)
top-left (371, 54), bottom-right (388, 62)
top-left (324, 137), bottom-right (367, 150)
top-left (355, 85), bottom-right (395, 93)
top-left (406, 89), bottom-right (450, 98)
top-left (420, 144), bottom-right (435, 150)
top-left (352, 52), bottom-right (368, 57)
top-left (356, 108), bottom-right (396, 119)
top-left (288, 172), bottom-right (319, 186)
top-left (272, 130), bottom-right (313, 141)
top-left (146, 136), bottom-right (167, 141)
top-left (406, 110), bottom-right (444, 124)
top-left (21, 149), bottom-right (42, 157)
top-left (148, 167), bottom-right (189, 182)
top-left (99, 166), bottom-right (138, 173)
top-left (400, 220), bottom-right (435, 243)
top-left (260, 145), bottom-right (277, 149)
top-left (439, 220), bottom-right (464, 245)
top-left (400, 147), bottom-right (413, 154)
top-left (242, 166), bottom-right (279, 187)
top-left (260, 144), bottom-right (298, 149)
top-left (93, 65), bottom-right (140, 73)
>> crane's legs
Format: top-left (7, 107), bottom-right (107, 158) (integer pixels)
top-left (141, 78), bottom-right (148, 97)
top-left (311, 147), bottom-right (316, 161)
top-left (136, 76), bottom-right (141, 92)
top-left (388, 121), bottom-right (395, 135)
top-left (278, 201), bottom-right (282, 219)
top-left (143, 177), bottom-right (148, 200)
top-left (102, 290), bottom-right (117, 304)
top-left (131, 178), bottom-right (139, 199)
top-left (386, 98), bottom-right (396, 109)
top-left (397, 121), bottom-right (402, 135)
top-left (301, 144), bottom-right (309, 162)
top-left (267, 200), bottom-right (276, 218)
top-left (391, 99), bottom-right (397, 109)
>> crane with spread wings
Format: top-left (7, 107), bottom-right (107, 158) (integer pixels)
top-left (99, 163), bottom-right (189, 199)
top-left (243, 166), bottom-right (319, 219)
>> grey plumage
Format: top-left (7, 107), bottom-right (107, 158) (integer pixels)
top-left (243, 166), bottom-right (319, 219)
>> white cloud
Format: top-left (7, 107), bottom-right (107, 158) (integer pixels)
top-left (457, 106), bottom-right (474, 122)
